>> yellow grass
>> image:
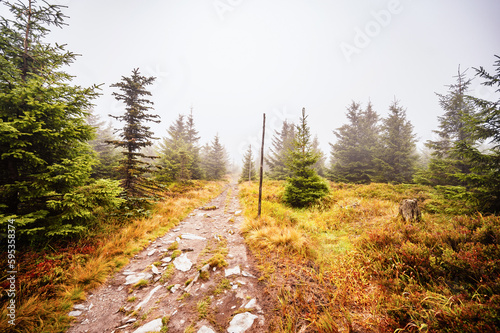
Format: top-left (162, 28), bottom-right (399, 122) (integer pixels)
top-left (238, 181), bottom-right (427, 332)
top-left (240, 180), bottom-right (500, 332)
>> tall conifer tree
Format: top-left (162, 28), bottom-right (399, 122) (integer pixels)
top-left (185, 110), bottom-right (203, 179)
top-left (203, 134), bottom-right (228, 180)
top-left (377, 100), bottom-right (417, 183)
top-left (283, 108), bottom-right (329, 208)
top-left (0, 0), bottom-right (122, 239)
top-left (157, 114), bottom-right (189, 182)
top-left (240, 145), bottom-right (257, 182)
top-left (458, 56), bottom-right (500, 211)
top-left (157, 111), bottom-right (203, 182)
top-left (328, 101), bottom-right (380, 183)
top-left (108, 68), bottom-right (160, 196)
top-left (418, 69), bottom-right (476, 186)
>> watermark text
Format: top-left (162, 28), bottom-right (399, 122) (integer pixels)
top-left (7, 219), bottom-right (16, 326)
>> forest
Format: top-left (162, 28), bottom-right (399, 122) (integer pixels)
top-left (1, 0), bottom-right (499, 332)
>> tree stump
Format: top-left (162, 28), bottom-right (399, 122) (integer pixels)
top-left (398, 199), bottom-right (421, 222)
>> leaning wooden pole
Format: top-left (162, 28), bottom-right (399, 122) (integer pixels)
top-left (257, 113), bottom-right (266, 218)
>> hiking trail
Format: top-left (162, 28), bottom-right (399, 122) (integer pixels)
top-left (67, 182), bottom-right (270, 333)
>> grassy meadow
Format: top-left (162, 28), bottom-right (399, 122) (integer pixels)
top-left (239, 181), bottom-right (500, 332)
top-left (0, 181), bottom-right (224, 333)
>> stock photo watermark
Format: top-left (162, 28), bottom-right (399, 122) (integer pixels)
top-left (213, 0), bottom-right (244, 21)
top-left (6, 218), bottom-right (17, 326)
top-left (340, 0), bottom-right (406, 63)
top-left (144, 64), bottom-right (170, 93)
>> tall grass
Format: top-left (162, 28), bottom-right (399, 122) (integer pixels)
top-left (0, 180), bottom-right (224, 333)
top-left (239, 181), bottom-right (500, 332)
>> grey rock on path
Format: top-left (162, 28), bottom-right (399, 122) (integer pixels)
top-left (131, 318), bottom-right (163, 333)
top-left (228, 312), bottom-right (259, 333)
top-left (66, 183), bottom-right (268, 333)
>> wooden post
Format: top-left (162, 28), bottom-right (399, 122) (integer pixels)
top-left (249, 145), bottom-right (252, 182)
top-left (258, 114), bottom-right (266, 218)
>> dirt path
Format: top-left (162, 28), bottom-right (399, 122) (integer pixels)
top-left (67, 182), bottom-right (270, 333)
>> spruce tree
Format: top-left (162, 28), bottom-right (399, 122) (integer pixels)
top-left (157, 114), bottom-right (189, 182)
top-left (203, 134), bottom-right (228, 180)
top-left (458, 55), bottom-right (500, 211)
top-left (185, 110), bottom-right (203, 179)
top-left (428, 68), bottom-right (475, 158)
top-left (266, 120), bottom-right (295, 180)
top-left (0, 0), bottom-right (122, 240)
top-left (283, 108), bottom-right (329, 208)
top-left (107, 68), bottom-right (160, 196)
top-left (418, 68), bottom-right (476, 186)
top-left (157, 111), bottom-right (203, 182)
top-left (328, 101), bottom-right (380, 183)
top-left (377, 100), bottom-right (418, 183)
top-left (240, 145), bottom-right (257, 182)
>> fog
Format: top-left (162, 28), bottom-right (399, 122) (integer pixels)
top-left (37, 0), bottom-right (500, 163)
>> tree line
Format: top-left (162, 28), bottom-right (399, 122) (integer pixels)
top-left (0, 0), bottom-right (229, 245)
top-left (1, 0), bottom-right (498, 246)
top-left (242, 60), bottom-right (500, 211)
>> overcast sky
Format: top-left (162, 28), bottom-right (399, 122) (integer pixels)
top-left (8, 0), bottom-right (499, 163)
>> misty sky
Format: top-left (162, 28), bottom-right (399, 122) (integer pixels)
top-left (8, 0), bottom-right (499, 163)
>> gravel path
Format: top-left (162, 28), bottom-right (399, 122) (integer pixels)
top-left (66, 182), bottom-right (269, 333)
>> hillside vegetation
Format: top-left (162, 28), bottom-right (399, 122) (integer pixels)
top-left (239, 180), bottom-right (500, 332)
top-left (0, 181), bottom-right (223, 333)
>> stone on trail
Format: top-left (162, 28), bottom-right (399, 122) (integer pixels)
top-left (135, 285), bottom-right (162, 311)
top-left (173, 253), bottom-right (193, 272)
top-left (227, 312), bottom-right (258, 333)
top-left (242, 270), bottom-right (256, 278)
top-left (124, 272), bottom-right (153, 285)
top-left (73, 304), bottom-right (86, 311)
top-left (170, 284), bottom-right (181, 293)
top-left (181, 233), bottom-right (206, 240)
top-left (132, 318), bottom-right (163, 333)
top-left (121, 317), bottom-right (137, 324)
top-left (225, 266), bottom-right (241, 277)
top-left (68, 310), bottom-right (82, 317)
top-left (198, 325), bottom-right (216, 333)
top-left (244, 298), bottom-right (257, 309)
top-left (151, 264), bottom-right (160, 275)
top-left (200, 263), bottom-right (210, 273)
top-left (234, 210), bottom-right (242, 216)
top-left (147, 249), bottom-right (157, 256)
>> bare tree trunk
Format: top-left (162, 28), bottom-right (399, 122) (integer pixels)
top-left (398, 199), bottom-right (421, 222)
top-left (258, 114), bottom-right (266, 218)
